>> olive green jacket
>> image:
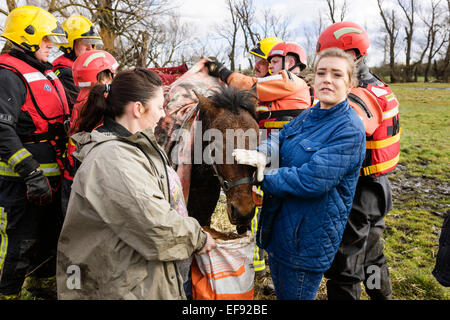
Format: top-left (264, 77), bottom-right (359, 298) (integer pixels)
top-left (56, 127), bottom-right (206, 300)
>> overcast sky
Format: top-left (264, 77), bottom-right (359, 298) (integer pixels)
top-left (176, 0), bottom-right (388, 66)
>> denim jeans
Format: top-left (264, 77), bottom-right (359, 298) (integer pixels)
top-left (268, 256), bottom-right (323, 300)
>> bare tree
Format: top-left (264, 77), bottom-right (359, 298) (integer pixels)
top-left (422, 0), bottom-right (447, 82)
top-left (215, 0), bottom-right (240, 71)
top-left (441, 0), bottom-right (450, 82)
top-left (259, 8), bottom-right (293, 41)
top-left (325, 0), bottom-right (348, 23)
top-left (377, 0), bottom-right (400, 82)
top-left (302, 13), bottom-right (325, 67)
top-left (0, 0), bottom-right (18, 54)
top-left (234, 0), bottom-right (259, 69)
top-left (398, 0), bottom-right (416, 82)
top-left (36, 0), bottom-right (177, 68)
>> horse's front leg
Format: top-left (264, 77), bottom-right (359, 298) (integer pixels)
top-left (187, 164), bottom-right (221, 227)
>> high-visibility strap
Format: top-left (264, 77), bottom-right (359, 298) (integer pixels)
top-left (39, 163), bottom-right (62, 176)
top-left (23, 72), bottom-right (47, 83)
top-left (0, 207), bottom-right (8, 273)
top-left (0, 162), bottom-right (61, 177)
top-left (251, 207), bottom-right (266, 271)
top-left (45, 71), bottom-right (58, 81)
top-left (256, 106), bottom-right (269, 113)
top-left (362, 154), bottom-right (400, 176)
top-left (78, 81), bottom-right (92, 88)
top-left (366, 131), bottom-right (401, 149)
top-left (257, 74), bottom-right (283, 83)
top-left (7, 148), bottom-right (32, 170)
top-left (263, 121), bottom-right (289, 129)
top-left (382, 106), bottom-right (399, 120)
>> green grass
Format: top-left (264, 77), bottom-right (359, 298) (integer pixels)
top-left (390, 83), bottom-right (450, 180)
top-left (381, 82), bottom-right (450, 299)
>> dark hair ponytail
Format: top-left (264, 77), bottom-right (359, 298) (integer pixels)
top-left (72, 68), bottom-right (162, 134)
top-left (70, 84), bottom-right (109, 134)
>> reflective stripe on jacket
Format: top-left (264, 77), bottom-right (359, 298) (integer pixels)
top-left (0, 53), bottom-right (70, 135)
top-left (361, 83), bottom-right (400, 177)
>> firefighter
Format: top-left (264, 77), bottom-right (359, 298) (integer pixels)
top-left (246, 37), bottom-right (282, 278)
top-left (0, 6), bottom-right (70, 299)
top-left (317, 22), bottom-right (401, 300)
top-left (205, 41), bottom-right (313, 129)
top-left (248, 37), bottom-right (282, 78)
top-left (52, 15), bottom-right (103, 112)
top-left (61, 50), bottom-right (118, 216)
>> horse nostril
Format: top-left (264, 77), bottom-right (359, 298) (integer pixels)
top-left (231, 205), bottom-right (255, 226)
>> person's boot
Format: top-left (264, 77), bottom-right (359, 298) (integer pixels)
top-left (23, 276), bottom-right (57, 300)
top-left (0, 292), bottom-right (21, 300)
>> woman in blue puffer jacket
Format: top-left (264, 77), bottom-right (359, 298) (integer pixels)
top-left (233, 48), bottom-right (366, 300)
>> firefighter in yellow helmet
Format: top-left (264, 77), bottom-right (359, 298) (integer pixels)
top-left (0, 6), bottom-right (70, 299)
top-left (249, 37), bottom-right (282, 77)
top-left (52, 15), bottom-right (103, 111)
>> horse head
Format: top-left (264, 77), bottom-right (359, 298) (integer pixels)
top-left (195, 87), bottom-right (259, 228)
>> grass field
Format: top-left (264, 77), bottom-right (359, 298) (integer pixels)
top-left (212, 82), bottom-right (450, 300)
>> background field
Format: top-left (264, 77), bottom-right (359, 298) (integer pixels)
top-left (212, 82), bottom-right (450, 300)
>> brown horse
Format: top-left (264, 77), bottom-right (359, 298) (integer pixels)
top-left (155, 61), bottom-right (260, 238)
top-left (189, 87), bottom-right (260, 236)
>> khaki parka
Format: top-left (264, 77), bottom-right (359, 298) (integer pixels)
top-left (56, 125), bottom-right (207, 300)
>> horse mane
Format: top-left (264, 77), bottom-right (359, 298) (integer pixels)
top-left (207, 86), bottom-right (258, 121)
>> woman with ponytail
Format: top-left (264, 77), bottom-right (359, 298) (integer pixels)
top-left (61, 50), bottom-right (117, 216)
top-left (56, 68), bottom-right (216, 300)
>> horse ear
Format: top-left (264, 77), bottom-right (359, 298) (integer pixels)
top-left (194, 90), bottom-right (216, 115)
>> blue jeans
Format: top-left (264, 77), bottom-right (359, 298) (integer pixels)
top-left (268, 257), bottom-right (323, 300)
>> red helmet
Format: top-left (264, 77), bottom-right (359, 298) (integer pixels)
top-left (316, 21), bottom-right (370, 56)
top-left (268, 42), bottom-right (307, 70)
top-left (72, 50), bottom-right (119, 87)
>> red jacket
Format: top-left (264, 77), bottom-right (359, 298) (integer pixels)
top-left (360, 83), bottom-right (400, 177)
top-left (64, 88), bottom-right (90, 181)
top-left (52, 54), bottom-right (74, 70)
top-left (0, 53), bottom-right (69, 135)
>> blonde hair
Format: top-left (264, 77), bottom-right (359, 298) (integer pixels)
top-left (314, 48), bottom-right (358, 87)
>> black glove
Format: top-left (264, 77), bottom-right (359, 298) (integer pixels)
top-left (24, 169), bottom-right (53, 206)
top-left (205, 60), bottom-right (233, 83)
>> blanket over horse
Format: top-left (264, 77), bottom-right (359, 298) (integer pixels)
top-left (154, 59), bottom-right (222, 204)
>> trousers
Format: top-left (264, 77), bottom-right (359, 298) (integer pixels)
top-left (268, 257), bottom-right (323, 300)
top-left (0, 177), bottom-right (62, 295)
top-left (325, 175), bottom-right (393, 300)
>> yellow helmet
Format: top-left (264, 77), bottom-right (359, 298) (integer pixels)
top-left (249, 37), bottom-right (283, 60)
top-left (60, 15), bottom-right (103, 53)
top-left (1, 6), bottom-right (67, 52)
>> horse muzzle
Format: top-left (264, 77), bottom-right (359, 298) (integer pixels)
top-left (230, 204), bottom-right (255, 227)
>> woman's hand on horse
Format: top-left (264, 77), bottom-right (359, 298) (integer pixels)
top-left (197, 232), bottom-right (217, 255)
top-left (232, 149), bottom-right (267, 182)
